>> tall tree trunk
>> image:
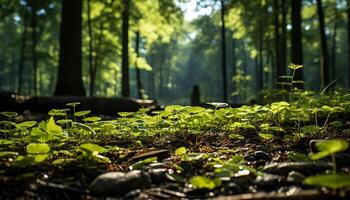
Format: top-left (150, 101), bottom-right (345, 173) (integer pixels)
top-left (280, 0), bottom-right (287, 78)
top-left (291, 0), bottom-right (304, 88)
top-left (121, 0), bottom-right (130, 97)
top-left (135, 31), bottom-right (143, 99)
top-left (331, 2), bottom-right (338, 82)
top-left (347, 0), bottom-right (350, 88)
top-left (87, 0), bottom-right (94, 97)
top-left (18, 13), bottom-right (28, 94)
top-left (221, 0), bottom-right (228, 102)
top-left (231, 37), bottom-right (236, 102)
top-left (273, 0), bottom-right (281, 83)
top-left (31, 10), bottom-right (38, 96)
top-left (92, 22), bottom-right (104, 96)
top-left (54, 0), bottom-right (85, 96)
top-left (316, 0), bottom-right (330, 89)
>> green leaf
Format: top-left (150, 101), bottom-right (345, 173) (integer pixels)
top-left (310, 139), bottom-right (349, 160)
top-left (75, 110), bottom-right (91, 117)
top-left (48, 109), bottom-right (68, 116)
top-left (288, 64), bottom-right (303, 70)
top-left (229, 134), bottom-right (244, 140)
top-left (301, 125), bottom-right (321, 135)
top-left (175, 147), bottom-right (187, 156)
top-left (80, 143), bottom-right (106, 153)
top-left (83, 117), bottom-right (101, 122)
top-left (258, 133), bottom-right (275, 140)
top-left (304, 174), bottom-right (350, 189)
top-left (46, 117), bottom-right (63, 134)
top-left (190, 176), bottom-right (221, 190)
top-left (26, 143), bottom-right (50, 154)
top-left (129, 156), bottom-right (157, 170)
top-left (0, 139), bottom-right (14, 145)
top-left (118, 112), bottom-right (134, 117)
top-left (0, 151), bottom-right (19, 157)
top-left (92, 151), bottom-right (111, 163)
top-left (0, 112), bottom-right (18, 118)
top-left (16, 121), bottom-right (37, 128)
top-left (164, 105), bottom-right (184, 112)
top-left (13, 154), bottom-right (48, 167)
top-left (66, 102), bottom-right (80, 107)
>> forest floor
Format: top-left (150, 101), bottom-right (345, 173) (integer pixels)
top-left (1, 92), bottom-right (350, 199)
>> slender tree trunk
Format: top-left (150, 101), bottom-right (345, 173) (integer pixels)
top-left (316, 0), bottom-right (330, 89)
top-left (347, 0), bottom-right (350, 88)
top-left (18, 13), bottom-right (28, 94)
top-left (291, 0), bottom-right (304, 88)
top-left (54, 0), bottom-right (85, 96)
top-left (31, 10), bottom-right (38, 96)
top-left (135, 31), bottom-right (143, 99)
top-left (273, 0), bottom-right (281, 83)
top-left (221, 0), bottom-right (228, 102)
top-left (121, 0), bottom-right (130, 97)
top-left (231, 37), bottom-right (236, 102)
top-left (92, 22), bottom-right (103, 96)
top-left (280, 0), bottom-right (287, 77)
top-left (331, 2), bottom-right (338, 82)
top-left (87, 0), bottom-right (94, 97)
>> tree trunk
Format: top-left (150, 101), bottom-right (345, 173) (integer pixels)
top-left (221, 0), bottom-right (228, 102)
top-left (331, 2), bottom-right (338, 82)
top-left (347, 0), bottom-right (350, 88)
top-left (273, 0), bottom-right (281, 83)
top-left (121, 0), bottom-right (130, 97)
top-left (54, 0), bottom-right (85, 96)
top-left (316, 0), bottom-right (330, 89)
top-left (280, 0), bottom-right (287, 78)
top-left (135, 31), bottom-right (143, 99)
top-left (231, 37), bottom-right (236, 102)
top-left (18, 13), bottom-right (28, 94)
top-left (87, 0), bottom-right (94, 97)
top-left (291, 0), bottom-right (304, 88)
top-left (31, 10), bottom-right (38, 96)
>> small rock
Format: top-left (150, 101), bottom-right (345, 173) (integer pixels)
top-left (90, 170), bottom-right (151, 195)
top-left (253, 151), bottom-right (270, 160)
top-left (263, 162), bottom-right (332, 175)
top-left (148, 168), bottom-right (168, 184)
top-left (287, 171), bottom-right (305, 183)
top-left (255, 174), bottom-right (286, 190)
top-left (124, 189), bottom-right (142, 199)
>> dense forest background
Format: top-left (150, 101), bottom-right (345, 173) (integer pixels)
top-left (0, 0), bottom-right (349, 105)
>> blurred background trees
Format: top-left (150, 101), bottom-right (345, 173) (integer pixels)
top-left (0, 0), bottom-right (349, 104)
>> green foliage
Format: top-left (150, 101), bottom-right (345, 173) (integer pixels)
top-left (190, 176), bottom-right (221, 190)
top-left (310, 139), bottom-right (349, 160)
top-left (304, 174), bottom-right (350, 189)
top-left (26, 143), bottom-right (50, 154)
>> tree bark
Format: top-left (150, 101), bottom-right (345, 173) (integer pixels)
top-left (331, 2), bottom-right (338, 82)
top-left (31, 9), bottom-right (38, 96)
top-left (316, 0), bottom-right (330, 89)
top-left (221, 0), bottom-right (228, 102)
top-left (291, 0), bottom-right (304, 88)
top-left (347, 0), bottom-right (350, 88)
top-left (135, 31), bottom-right (144, 99)
top-left (273, 0), bottom-right (281, 83)
top-left (280, 0), bottom-right (287, 78)
top-left (18, 13), bottom-right (28, 94)
top-left (121, 0), bottom-right (130, 97)
top-left (54, 0), bottom-right (85, 96)
top-left (87, 0), bottom-right (94, 97)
